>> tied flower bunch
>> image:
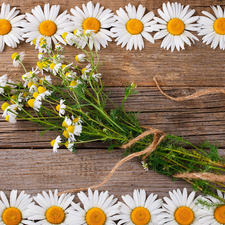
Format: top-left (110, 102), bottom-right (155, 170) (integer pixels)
top-left (0, 31), bottom-right (225, 205)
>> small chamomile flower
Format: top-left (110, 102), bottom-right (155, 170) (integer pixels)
top-left (0, 74), bottom-right (8, 94)
top-left (69, 79), bottom-right (82, 89)
top-left (27, 98), bottom-right (42, 112)
top-left (55, 43), bottom-right (63, 50)
top-left (114, 189), bottom-right (163, 225)
top-left (112, 4), bottom-right (156, 51)
top-left (27, 190), bottom-right (75, 224)
top-left (152, 2), bottom-right (200, 52)
top-left (141, 161), bottom-right (149, 171)
top-left (11, 52), bottom-right (25, 67)
top-left (70, 1), bottom-right (115, 50)
top-left (0, 3), bottom-right (26, 52)
top-left (75, 54), bottom-right (86, 62)
top-left (39, 75), bottom-right (52, 85)
top-left (92, 73), bottom-right (101, 82)
top-left (158, 188), bottom-right (200, 225)
top-left (50, 135), bottom-right (62, 153)
top-left (198, 5), bottom-right (225, 50)
top-left (56, 99), bottom-right (66, 117)
top-left (1, 102), bottom-right (18, 123)
top-left (0, 190), bottom-right (33, 225)
top-left (196, 190), bottom-right (225, 225)
top-left (67, 189), bottom-right (120, 225)
top-left (62, 32), bottom-right (77, 46)
top-left (38, 53), bottom-right (44, 60)
top-left (64, 139), bottom-right (74, 152)
top-left (81, 64), bottom-right (92, 80)
top-left (49, 62), bottom-right (62, 75)
top-left (22, 4), bottom-right (74, 50)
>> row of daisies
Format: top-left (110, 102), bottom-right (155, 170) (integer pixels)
top-left (0, 1), bottom-right (225, 53)
top-left (0, 188), bottom-right (224, 225)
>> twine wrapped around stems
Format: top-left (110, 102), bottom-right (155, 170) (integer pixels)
top-left (58, 127), bottom-right (165, 195)
top-left (173, 172), bottom-right (225, 182)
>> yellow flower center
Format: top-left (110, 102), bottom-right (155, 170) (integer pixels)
top-left (1, 102), bottom-right (10, 111)
top-left (0, 19), bottom-right (11, 35)
top-left (10, 95), bottom-right (17, 104)
top-left (174, 206), bottom-right (194, 225)
top-left (167, 18), bottom-right (185, 35)
top-left (45, 206), bottom-right (65, 224)
top-left (73, 117), bottom-right (79, 123)
top-left (50, 139), bottom-right (55, 147)
top-left (56, 104), bottom-right (60, 111)
top-left (62, 32), bottom-right (68, 40)
top-left (85, 207), bottom-right (106, 225)
top-left (214, 205), bottom-right (225, 224)
top-left (33, 92), bottom-right (39, 99)
top-left (32, 38), bottom-right (36, 45)
top-left (83, 17), bottom-right (100, 33)
top-left (5, 115), bottom-right (10, 122)
top-left (214, 18), bottom-right (225, 35)
top-left (2, 207), bottom-right (22, 225)
top-left (62, 120), bottom-right (68, 128)
top-left (131, 207), bottom-right (151, 225)
top-left (11, 52), bottom-right (19, 60)
top-left (67, 125), bottom-right (75, 133)
top-left (38, 86), bottom-right (47, 94)
top-left (50, 63), bottom-right (56, 70)
top-left (27, 99), bottom-right (35, 108)
top-left (63, 130), bottom-right (69, 138)
top-left (70, 80), bottom-right (77, 86)
top-left (39, 20), bottom-right (57, 36)
top-left (126, 19), bottom-right (143, 35)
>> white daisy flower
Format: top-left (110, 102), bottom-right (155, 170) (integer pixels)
top-left (158, 188), bottom-right (200, 225)
top-left (198, 6), bottom-right (225, 50)
top-left (153, 2), bottom-right (200, 52)
top-left (65, 71), bottom-right (77, 81)
top-left (27, 189), bottom-right (75, 224)
top-left (75, 54), bottom-right (86, 62)
top-left (0, 3), bottom-right (25, 52)
top-left (0, 190), bottom-right (33, 225)
top-left (70, 1), bottom-right (115, 50)
top-left (56, 99), bottom-right (66, 117)
top-left (50, 135), bottom-right (62, 153)
top-left (196, 190), bottom-right (225, 225)
top-left (67, 189), bottom-right (120, 225)
top-left (22, 4), bottom-right (73, 49)
top-left (111, 4), bottom-right (156, 51)
top-left (114, 189), bottom-right (162, 225)
top-left (0, 74), bottom-right (8, 94)
top-left (35, 86), bottom-right (52, 101)
top-left (11, 52), bottom-right (25, 67)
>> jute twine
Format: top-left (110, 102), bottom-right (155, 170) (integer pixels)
top-left (58, 127), bottom-right (165, 195)
top-left (153, 77), bottom-right (225, 101)
top-left (173, 172), bottom-right (225, 182)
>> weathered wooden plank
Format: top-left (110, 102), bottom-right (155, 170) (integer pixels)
top-left (0, 0), bottom-right (225, 201)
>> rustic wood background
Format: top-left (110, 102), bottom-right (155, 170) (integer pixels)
top-left (0, 0), bottom-right (225, 203)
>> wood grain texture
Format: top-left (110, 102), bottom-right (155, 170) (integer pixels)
top-left (0, 0), bottom-right (225, 202)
